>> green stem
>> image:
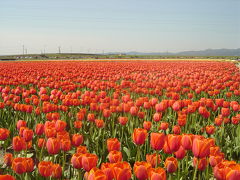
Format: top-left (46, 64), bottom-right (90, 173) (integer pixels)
top-left (193, 160), bottom-right (198, 180)
top-left (137, 146), bottom-right (141, 161)
top-left (155, 150), bottom-right (158, 168)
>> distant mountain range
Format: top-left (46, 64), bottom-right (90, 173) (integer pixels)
top-left (111, 48), bottom-right (240, 56)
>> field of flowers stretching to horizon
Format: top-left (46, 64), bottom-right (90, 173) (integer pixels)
top-left (0, 60), bottom-right (239, 180)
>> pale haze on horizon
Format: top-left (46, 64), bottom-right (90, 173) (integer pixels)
top-left (0, 0), bottom-right (239, 55)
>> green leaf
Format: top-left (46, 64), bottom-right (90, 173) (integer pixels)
top-left (123, 147), bottom-right (130, 158)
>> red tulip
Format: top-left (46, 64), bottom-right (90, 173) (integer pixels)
top-left (22, 128), bottom-right (33, 142)
top-left (174, 146), bottom-right (186, 160)
top-left (164, 157), bottom-right (178, 173)
top-left (46, 137), bottom-right (60, 155)
top-left (133, 161), bottom-right (151, 180)
top-left (181, 134), bottom-right (193, 150)
top-left (35, 123), bottom-right (44, 135)
top-left (153, 113), bottom-right (162, 122)
top-left (71, 153), bottom-right (84, 169)
top-left (72, 134), bottom-right (84, 147)
top-left (192, 138), bottom-right (212, 158)
top-left (16, 120), bottom-right (27, 130)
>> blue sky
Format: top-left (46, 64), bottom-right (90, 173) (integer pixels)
top-left (0, 0), bottom-right (239, 55)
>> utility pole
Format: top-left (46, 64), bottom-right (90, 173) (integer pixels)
top-left (58, 46), bottom-right (61, 54)
top-left (22, 45), bottom-right (25, 55)
top-left (44, 45), bottom-right (46, 54)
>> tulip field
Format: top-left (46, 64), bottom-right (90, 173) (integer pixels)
top-left (0, 60), bottom-right (240, 180)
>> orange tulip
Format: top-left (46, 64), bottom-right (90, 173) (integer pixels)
top-left (44, 128), bottom-right (57, 138)
top-left (163, 134), bottom-right (181, 153)
top-left (51, 164), bottom-right (62, 179)
top-left (107, 138), bottom-right (121, 152)
top-left (37, 138), bottom-right (46, 148)
top-left (0, 175), bottom-right (15, 180)
top-left (213, 161), bottom-right (240, 180)
top-left (159, 122), bottom-right (169, 131)
top-left (38, 161), bottom-right (53, 177)
top-left (108, 151), bottom-right (122, 163)
top-left (60, 139), bottom-right (71, 152)
top-left (82, 153), bottom-right (98, 172)
top-left (209, 155), bottom-right (224, 167)
top-left (25, 158), bottom-right (34, 172)
top-left (87, 113), bottom-right (95, 122)
top-left (101, 162), bottom-right (114, 180)
top-left (205, 125), bottom-right (215, 135)
top-left (132, 128), bottom-right (148, 145)
top-left (12, 157), bottom-right (27, 174)
top-left (221, 107), bottom-right (230, 117)
top-left (77, 146), bottom-right (88, 154)
top-left (112, 161), bottom-right (132, 180)
top-left (226, 164), bottom-right (240, 180)
top-left (74, 121), bottom-right (83, 129)
top-left (4, 153), bottom-right (13, 166)
top-left (86, 167), bottom-right (107, 180)
top-left (143, 121), bottom-right (152, 131)
top-left (12, 136), bottom-right (26, 151)
top-left (146, 153), bottom-right (161, 168)
top-left (149, 167), bottom-right (166, 180)
top-left (95, 119), bottom-right (105, 128)
top-left (118, 117), bottom-right (128, 126)
top-left (193, 157), bottom-right (208, 171)
top-left (150, 132), bottom-right (165, 151)
top-left (55, 120), bottom-right (67, 132)
top-left (172, 125), bottom-right (181, 135)
top-left (0, 128), bottom-right (10, 140)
